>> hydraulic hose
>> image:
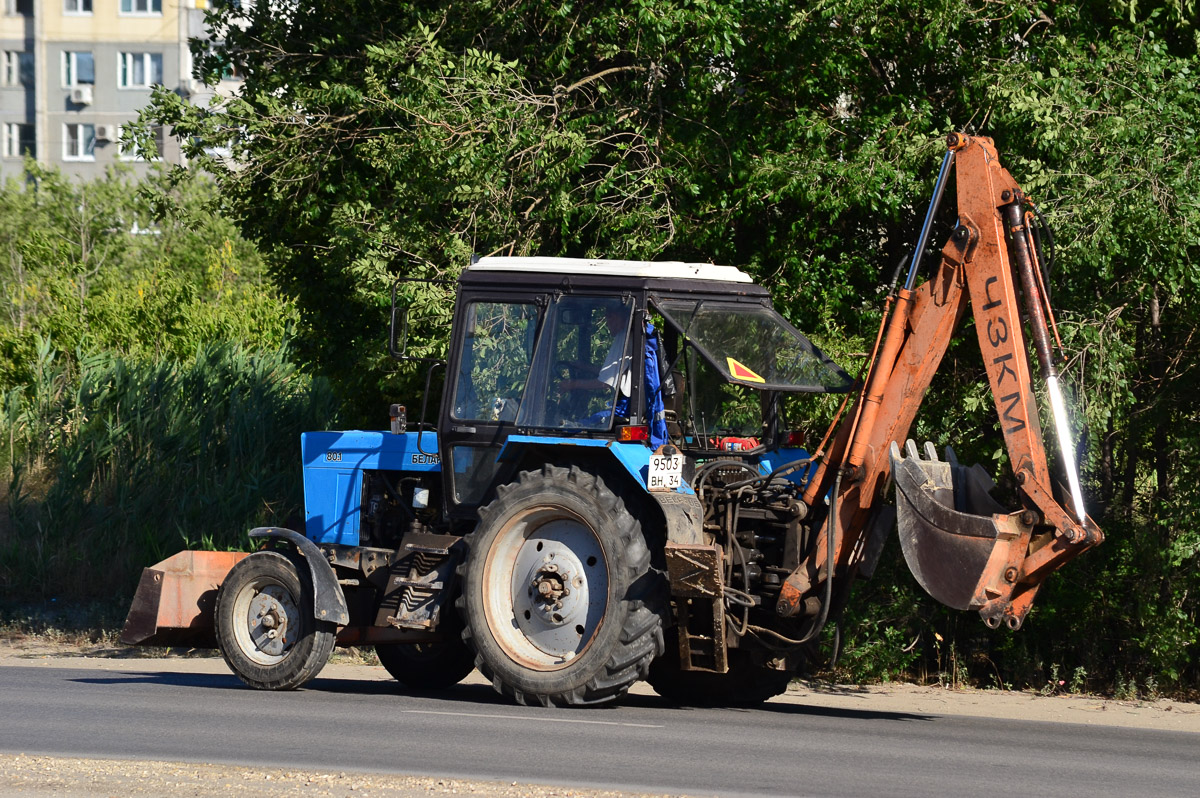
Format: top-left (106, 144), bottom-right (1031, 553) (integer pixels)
top-left (754, 471), bottom-right (841, 648)
top-left (806, 470), bottom-right (841, 642)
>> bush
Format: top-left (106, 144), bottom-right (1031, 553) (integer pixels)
top-left (0, 343), bottom-right (338, 600)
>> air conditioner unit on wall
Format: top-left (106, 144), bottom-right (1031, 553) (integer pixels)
top-left (70, 86), bottom-right (93, 105)
top-left (94, 124), bottom-right (117, 142)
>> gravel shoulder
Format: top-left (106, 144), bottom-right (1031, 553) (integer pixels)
top-left (3, 635), bottom-right (1198, 796)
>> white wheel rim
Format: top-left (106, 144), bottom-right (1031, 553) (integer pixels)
top-left (230, 578), bottom-right (299, 666)
top-left (482, 506), bottom-right (609, 670)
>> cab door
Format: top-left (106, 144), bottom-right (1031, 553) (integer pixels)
top-left (439, 292), bottom-right (544, 518)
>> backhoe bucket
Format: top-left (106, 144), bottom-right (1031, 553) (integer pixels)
top-left (890, 441), bottom-right (1028, 613)
top-left (119, 550), bottom-right (247, 647)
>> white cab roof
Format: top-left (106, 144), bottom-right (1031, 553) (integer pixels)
top-left (469, 256), bottom-right (754, 283)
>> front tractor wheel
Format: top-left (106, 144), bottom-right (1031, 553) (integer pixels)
top-left (459, 465), bottom-right (666, 707)
top-left (215, 550), bottom-right (336, 690)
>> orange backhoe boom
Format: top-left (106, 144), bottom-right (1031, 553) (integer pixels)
top-left (779, 134), bottom-right (1102, 631)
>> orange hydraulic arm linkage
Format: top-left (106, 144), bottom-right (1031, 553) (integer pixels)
top-left (778, 134), bottom-right (1103, 631)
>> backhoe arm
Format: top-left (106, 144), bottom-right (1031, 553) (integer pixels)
top-left (780, 134), bottom-right (1103, 631)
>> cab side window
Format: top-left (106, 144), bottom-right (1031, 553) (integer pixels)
top-left (451, 302), bottom-right (539, 423)
top-left (518, 296), bottom-right (633, 429)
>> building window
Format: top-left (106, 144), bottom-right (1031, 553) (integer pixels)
top-left (220, 57), bottom-right (241, 81)
top-left (118, 52), bottom-right (163, 88)
top-left (62, 51), bottom-right (95, 87)
top-left (2, 51), bottom-right (34, 87)
top-left (63, 123), bottom-right (95, 161)
top-left (2, 123), bottom-right (34, 158)
top-left (118, 124), bottom-right (164, 161)
top-left (4, 0), bottom-right (35, 16)
top-left (120, 0), bottom-right (162, 13)
top-left (64, 0), bottom-right (92, 13)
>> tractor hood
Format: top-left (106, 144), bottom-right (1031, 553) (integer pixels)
top-left (653, 298), bottom-right (854, 393)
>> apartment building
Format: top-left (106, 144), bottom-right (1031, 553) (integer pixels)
top-left (1, 0), bottom-right (232, 181)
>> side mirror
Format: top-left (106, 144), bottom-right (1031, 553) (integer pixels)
top-left (389, 301), bottom-right (409, 359)
top-left (387, 275), bottom-right (452, 363)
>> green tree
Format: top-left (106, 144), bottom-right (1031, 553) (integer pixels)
top-left (0, 165), bottom-right (329, 601)
top-left (0, 163), bottom-right (289, 386)
top-left (143, 0), bottom-right (1200, 691)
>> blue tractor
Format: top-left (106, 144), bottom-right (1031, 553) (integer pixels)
top-left (125, 255), bottom-right (854, 705)
top-left (123, 138), bottom-right (1104, 707)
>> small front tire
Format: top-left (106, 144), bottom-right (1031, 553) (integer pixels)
top-left (215, 550), bottom-right (336, 690)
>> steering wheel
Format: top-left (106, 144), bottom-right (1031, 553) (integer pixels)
top-left (554, 360), bottom-right (597, 419)
top-left (556, 360), bottom-right (582, 380)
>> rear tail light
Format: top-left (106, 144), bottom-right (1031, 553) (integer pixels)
top-left (715, 436), bottom-right (759, 451)
top-left (782, 431), bottom-right (805, 447)
top-left (616, 425), bottom-right (650, 442)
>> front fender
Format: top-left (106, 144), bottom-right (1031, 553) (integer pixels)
top-left (249, 527), bottom-right (350, 626)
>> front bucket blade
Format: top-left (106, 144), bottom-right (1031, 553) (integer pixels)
top-left (119, 550), bottom-right (247, 647)
top-left (890, 440), bottom-right (1021, 611)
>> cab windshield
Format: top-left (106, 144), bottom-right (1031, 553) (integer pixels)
top-left (654, 299), bottom-right (852, 393)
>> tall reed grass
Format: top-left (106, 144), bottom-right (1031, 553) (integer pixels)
top-left (0, 341), bottom-right (339, 600)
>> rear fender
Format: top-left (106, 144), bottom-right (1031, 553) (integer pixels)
top-left (499, 436), bottom-right (694, 490)
top-left (249, 527), bottom-right (351, 626)
top-left (496, 436), bottom-right (702, 543)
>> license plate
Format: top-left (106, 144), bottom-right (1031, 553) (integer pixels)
top-left (648, 452), bottom-right (684, 491)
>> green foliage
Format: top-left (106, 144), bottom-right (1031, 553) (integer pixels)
top-left (0, 165), bottom-right (323, 601)
top-left (0, 163), bottom-right (288, 388)
top-left (0, 344), bottom-right (338, 599)
top-left (834, 622), bottom-right (920, 685)
top-left (116, 0), bottom-right (1200, 692)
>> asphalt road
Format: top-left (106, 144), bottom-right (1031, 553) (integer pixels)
top-left (1, 663), bottom-right (1197, 798)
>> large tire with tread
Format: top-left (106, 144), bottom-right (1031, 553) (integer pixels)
top-left (375, 610), bottom-right (476, 690)
top-left (647, 630), bottom-right (792, 706)
top-left (458, 464), bottom-right (666, 707)
top-left (215, 550), bottom-right (336, 691)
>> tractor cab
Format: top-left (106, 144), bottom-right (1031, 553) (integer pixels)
top-left (436, 257), bottom-right (854, 520)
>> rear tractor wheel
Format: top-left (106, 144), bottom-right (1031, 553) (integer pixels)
top-left (215, 550), bottom-right (336, 691)
top-left (459, 465), bottom-right (667, 706)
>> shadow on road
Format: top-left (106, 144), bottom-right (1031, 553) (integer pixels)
top-left (69, 670), bottom-right (515, 705)
top-left (70, 670), bottom-right (933, 723)
top-left (617, 691), bottom-right (934, 723)
top-left (70, 671), bottom-right (242, 690)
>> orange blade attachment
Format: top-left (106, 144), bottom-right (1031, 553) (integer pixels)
top-left (119, 550), bottom-right (247, 647)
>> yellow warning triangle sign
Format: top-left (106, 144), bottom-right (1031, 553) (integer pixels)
top-left (726, 357), bottom-right (765, 384)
